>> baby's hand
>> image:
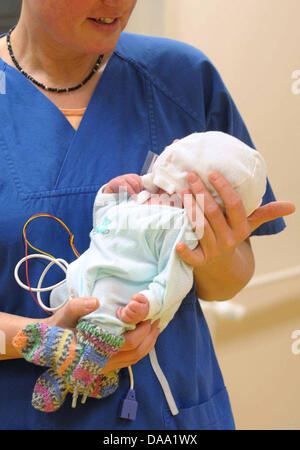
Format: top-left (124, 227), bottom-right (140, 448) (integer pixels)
top-left (117, 294), bottom-right (150, 325)
top-left (104, 174), bottom-right (143, 195)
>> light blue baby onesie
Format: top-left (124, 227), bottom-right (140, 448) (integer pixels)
top-left (50, 188), bottom-right (198, 335)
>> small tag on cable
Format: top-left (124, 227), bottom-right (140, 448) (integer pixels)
top-left (140, 150), bottom-right (159, 176)
top-left (119, 389), bottom-right (138, 421)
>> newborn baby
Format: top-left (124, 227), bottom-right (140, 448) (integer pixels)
top-left (13, 131), bottom-right (267, 413)
top-left (78, 130), bottom-right (266, 332)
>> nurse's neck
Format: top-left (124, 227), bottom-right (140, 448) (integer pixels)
top-left (7, 9), bottom-right (112, 96)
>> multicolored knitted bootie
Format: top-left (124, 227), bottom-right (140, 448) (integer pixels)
top-left (68, 320), bottom-right (124, 406)
top-left (12, 322), bottom-right (79, 369)
top-left (32, 368), bottom-right (69, 412)
top-left (13, 322), bottom-right (83, 412)
top-left (13, 320), bottom-right (124, 412)
top-left (69, 369), bottom-right (120, 404)
top-left (33, 367), bottom-right (120, 412)
top-left (92, 370), bottom-right (120, 399)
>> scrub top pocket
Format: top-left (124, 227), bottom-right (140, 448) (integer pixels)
top-left (163, 387), bottom-right (235, 430)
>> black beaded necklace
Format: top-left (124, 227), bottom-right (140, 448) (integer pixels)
top-left (6, 25), bottom-right (104, 94)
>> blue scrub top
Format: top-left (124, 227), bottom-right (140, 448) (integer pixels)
top-left (0, 31), bottom-right (285, 430)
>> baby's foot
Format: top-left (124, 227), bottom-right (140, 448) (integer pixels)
top-left (32, 368), bottom-right (68, 412)
top-left (117, 294), bottom-right (149, 324)
top-left (12, 322), bottom-right (75, 368)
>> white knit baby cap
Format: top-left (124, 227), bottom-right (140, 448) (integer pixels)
top-left (141, 132), bottom-right (267, 216)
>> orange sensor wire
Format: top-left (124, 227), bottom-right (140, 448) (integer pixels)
top-left (22, 213), bottom-right (81, 314)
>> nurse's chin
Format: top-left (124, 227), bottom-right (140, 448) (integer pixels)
top-left (82, 24), bottom-right (121, 54)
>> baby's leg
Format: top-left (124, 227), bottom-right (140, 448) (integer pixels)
top-left (117, 294), bottom-right (149, 324)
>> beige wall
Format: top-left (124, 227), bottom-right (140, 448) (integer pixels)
top-left (128, 0), bottom-right (300, 430)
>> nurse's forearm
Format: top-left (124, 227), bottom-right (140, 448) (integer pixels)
top-left (193, 238), bottom-right (255, 301)
top-left (0, 312), bottom-right (41, 360)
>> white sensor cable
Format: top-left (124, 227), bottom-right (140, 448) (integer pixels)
top-left (14, 254), bottom-right (70, 312)
top-left (14, 252), bottom-right (136, 409)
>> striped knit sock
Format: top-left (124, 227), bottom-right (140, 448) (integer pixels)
top-left (12, 323), bottom-right (82, 374)
top-left (68, 320), bottom-right (124, 397)
top-left (78, 370), bottom-right (120, 401)
top-left (13, 321), bottom-right (124, 411)
top-left (32, 369), bottom-right (120, 412)
top-left (98, 370), bottom-right (120, 398)
top-left (32, 368), bottom-right (68, 413)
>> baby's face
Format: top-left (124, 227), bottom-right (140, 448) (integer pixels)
top-left (144, 188), bottom-right (183, 208)
top-left (156, 187), bottom-right (167, 195)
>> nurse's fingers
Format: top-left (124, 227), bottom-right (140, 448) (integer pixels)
top-left (247, 201), bottom-right (296, 233)
top-left (207, 171), bottom-right (248, 232)
top-left (181, 188), bottom-right (207, 240)
top-left (101, 320), bottom-right (160, 373)
top-left (121, 319), bottom-right (160, 351)
top-left (45, 297), bottom-right (99, 330)
top-left (187, 172), bottom-right (231, 237)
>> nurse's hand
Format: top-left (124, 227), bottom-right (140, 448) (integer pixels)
top-left (44, 296), bottom-right (160, 372)
top-left (176, 171), bottom-right (296, 268)
top-left (100, 319), bottom-right (160, 374)
top-left (44, 297), bottom-right (100, 330)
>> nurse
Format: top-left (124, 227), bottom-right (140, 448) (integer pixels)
top-left (0, 0), bottom-right (295, 430)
